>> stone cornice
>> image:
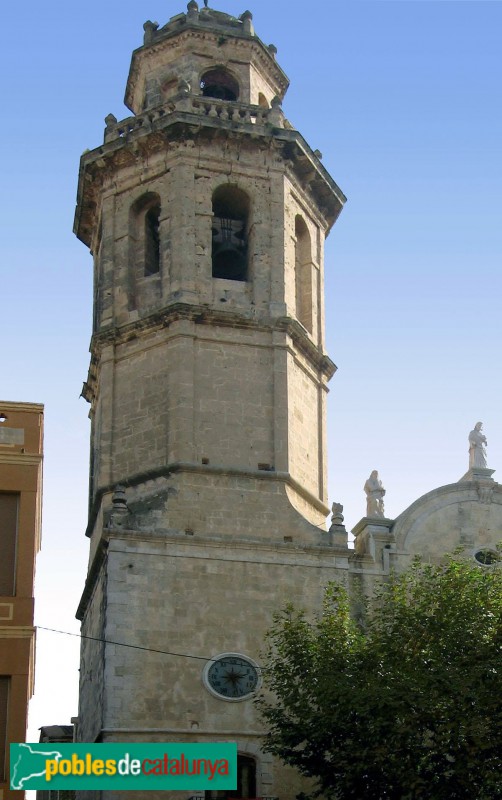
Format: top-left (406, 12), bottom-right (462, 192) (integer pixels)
top-left (105, 528), bottom-right (349, 560)
top-left (0, 626), bottom-right (36, 639)
top-left (394, 479), bottom-right (502, 525)
top-left (77, 523), bottom-right (347, 620)
top-left (391, 479), bottom-right (502, 550)
top-left (0, 452), bottom-right (43, 466)
top-left (0, 401), bottom-right (44, 413)
top-left (74, 103), bottom-right (345, 246)
top-left (351, 516), bottom-right (395, 537)
top-left (82, 303), bottom-right (335, 402)
top-left (102, 727), bottom-right (265, 736)
top-left (82, 460), bottom-right (331, 540)
top-left (277, 317), bottom-right (337, 379)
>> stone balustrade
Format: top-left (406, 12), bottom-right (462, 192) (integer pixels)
top-left (104, 94), bottom-right (283, 143)
top-left (190, 95), bottom-right (271, 124)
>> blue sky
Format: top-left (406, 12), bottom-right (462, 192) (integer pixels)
top-left (1, 0), bottom-right (501, 742)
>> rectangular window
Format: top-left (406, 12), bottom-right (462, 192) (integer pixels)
top-left (0, 493), bottom-right (19, 595)
top-left (0, 676), bottom-right (10, 781)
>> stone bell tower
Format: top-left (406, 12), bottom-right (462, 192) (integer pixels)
top-left (75, 4), bottom-right (346, 798)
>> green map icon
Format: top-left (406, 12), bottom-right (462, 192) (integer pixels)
top-left (11, 744), bottom-right (64, 789)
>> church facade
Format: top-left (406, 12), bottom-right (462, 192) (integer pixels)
top-left (73, 5), bottom-right (501, 799)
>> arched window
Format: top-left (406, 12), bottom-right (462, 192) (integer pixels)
top-left (129, 192), bottom-right (162, 311)
top-left (295, 215), bottom-right (313, 333)
top-left (258, 92), bottom-right (269, 108)
top-left (200, 68), bottom-right (239, 101)
top-left (130, 193), bottom-right (161, 278)
top-left (212, 185), bottom-right (249, 281)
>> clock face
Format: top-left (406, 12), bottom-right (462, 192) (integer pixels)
top-left (203, 653), bottom-right (260, 701)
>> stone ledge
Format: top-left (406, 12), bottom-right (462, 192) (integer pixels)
top-left (351, 516), bottom-right (394, 538)
top-left (459, 467), bottom-right (496, 483)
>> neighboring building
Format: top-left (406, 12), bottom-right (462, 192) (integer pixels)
top-left (36, 726), bottom-right (75, 800)
top-left (73, 5), bottom-right (502, 800)
top-left (0, 402), bottom-right (43, 800)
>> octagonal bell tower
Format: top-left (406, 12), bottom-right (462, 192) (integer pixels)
top-left (75, 5), bottom-right (346, 798)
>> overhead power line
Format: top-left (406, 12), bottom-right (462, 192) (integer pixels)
top-left (37, 625), bottom-right (264, 670)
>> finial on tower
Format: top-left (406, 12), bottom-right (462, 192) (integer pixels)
top-left (143, 20), bottom-right (159, 45)
top-left (240, 10), bottom-right (254, 34)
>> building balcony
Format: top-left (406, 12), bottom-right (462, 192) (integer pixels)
top-left (103, 93), bottom-right (285, 145)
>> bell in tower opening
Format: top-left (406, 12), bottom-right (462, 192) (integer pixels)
top-left (211, 184), bottom-right (249, 280)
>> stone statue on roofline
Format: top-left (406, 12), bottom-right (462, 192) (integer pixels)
top-left (469, 421), bottom-right (488, 468)
top-left (364, 470), bottom-right (386, 517)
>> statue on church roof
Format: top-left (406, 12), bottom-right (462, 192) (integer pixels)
top-left (364, 470), bottom-right (386, 517)
top-left (469, 421), bottom-right (488, 469)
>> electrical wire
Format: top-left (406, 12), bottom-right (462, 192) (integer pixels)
top-left (37, 625), bottom-right (265, 670)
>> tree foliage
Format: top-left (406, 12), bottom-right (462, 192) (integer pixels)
top-left (258, 554), bottom-right (502, 799)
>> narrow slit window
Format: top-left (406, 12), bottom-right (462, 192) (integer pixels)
top-left (144, 206), bottom-right (160, 276)
top-left (295, 215), bottom-right (313, 333)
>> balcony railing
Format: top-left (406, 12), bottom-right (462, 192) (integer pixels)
top-left (103, 94), bottom-right (285, 144)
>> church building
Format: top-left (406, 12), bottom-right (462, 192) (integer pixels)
top-left (73, 5), bottom-right (502, 799)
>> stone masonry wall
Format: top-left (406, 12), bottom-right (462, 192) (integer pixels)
top-left (78, 564), bottom-right (107, 744)
top-left (92, 531), bottom-right (348, 799)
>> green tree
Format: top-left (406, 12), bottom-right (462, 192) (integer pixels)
top-left (258, 553), bottom-right (502, 800)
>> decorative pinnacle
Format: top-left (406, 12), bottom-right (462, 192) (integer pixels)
top-left (330, 502), bottom-right (344, 527)
top-left (143, 20), bottom-right (159, 45)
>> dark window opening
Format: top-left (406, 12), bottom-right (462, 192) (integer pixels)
top-left (0, 493), bottom-right (19, 595)
top-left (201, 68), bottom-right (239, 101)
top-left (144, 206), bottom-right (160, 276)
top-left (212, 185), bottom-right (249, 281)
top-left (205, 754), bottom-right (256, 799)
